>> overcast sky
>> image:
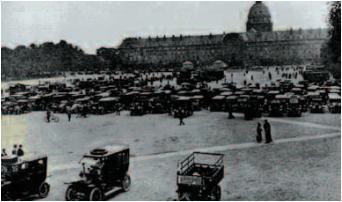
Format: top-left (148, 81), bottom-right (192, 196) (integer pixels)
top-left (2, 1), bottom-right (329, 54)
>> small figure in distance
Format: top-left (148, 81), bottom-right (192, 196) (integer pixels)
top-left (17, 144), bottom-right (24, 157)
top-left (1, 148), bottom-right (7, 157)
top-left (264, 120), bottom-right (273, 144)
top-left (256, 122), bottom-right (263, 143)
top-left (12, 144), bottom-right (18, 156)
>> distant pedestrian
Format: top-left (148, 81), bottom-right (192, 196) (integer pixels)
top-left (46, 110), bottom-right (51, 123)
top-left (256, 122), bottom-right (262, 143)
top-left (263, 120), bottom-right (273, 143)
top-left (2, 149), bottom-right (7, 157)
top-left (17, 145), bottom-right (24, 157)
top-left (12, 144), bottom-right (17, 155)
top-left (179, 110), bottom-right (185, 126)
top-left (67, 110), bottom-right (72, 122)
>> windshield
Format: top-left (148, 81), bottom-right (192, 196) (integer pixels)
top-left (80, 157), bottom-right (101, 173)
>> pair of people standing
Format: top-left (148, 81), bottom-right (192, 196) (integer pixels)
top-left (2, 144), bottom-right (25, 157)
top-left (256, 120), bottom-right (273, 144)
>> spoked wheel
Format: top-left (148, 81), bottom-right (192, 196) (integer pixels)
top-left (212, 185), bottom-right (221, 201)
top-left (65, 186), bottom-right (77, 201)
top-left (178, 192), bottom-right (192, 201)
top-left (89, 187), bottom-right (103, 201)
top-left (121, 174), bottom-right (131, 192)
top-left (38, 182), bottom-right (50, 198)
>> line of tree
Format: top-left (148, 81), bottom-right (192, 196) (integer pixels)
top-left (1, 40), bottom-right (120, 81)
top-left (322, 1), bottom-right (341, 79)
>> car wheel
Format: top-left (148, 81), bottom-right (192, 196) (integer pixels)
top-left (213, 185), bottom-right (221, 201)
top-left (121, 174), bottom-right (131, 192)
top-left (38, 182), bottom-right (50, 198)
top-left (89, 187), bottom-right (103, 201)
top-left (65, 186), bottom-right (77, 201)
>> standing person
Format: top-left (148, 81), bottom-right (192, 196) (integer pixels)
top-left (17, 145), bottom-right (24, 157)
top-left (256, 122), bottom-right (263, 143)
top-left (67, 108), bottom-right (72, 122)
top-left (263, 120), bottom-right (273, 143)
top-left (2, 149), bottom-right (7, 157)
top-left (228, 105), bottom-right (235, 119)
top-left (46, 109), bottom-right (51, 123)
top-left (12, 144), bottom-right (17, 156)
top-left (179, 109), bottom-right (185, 126)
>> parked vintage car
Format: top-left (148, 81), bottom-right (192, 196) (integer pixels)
top-left (328, 93), bottom-right (341, 113)
top-left (210, 96), bottom-right (226, 112)
top-left (226, 95), bottom-right (238, 113)
top-left (1, 155), bottom-right (50, 200)
top-left (176, 152), bottom-right (224, 201)
top-left (269, 97), bottom-right (285, 117)
top-left (173, 96), bottom-right (193, 118)
top-left (307, 92), bottom-right (325, 113)
top-left (287, 95), bottom-right (302, 117)
top-left (65, 145), bottom-right (131, 201)
top-left (309, 97), bottom-right (325, 113)
top-left (98, 97), bottom-right (120, 114)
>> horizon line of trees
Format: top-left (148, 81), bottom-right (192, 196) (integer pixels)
top-left (1, 40), bottom-right (121, 81)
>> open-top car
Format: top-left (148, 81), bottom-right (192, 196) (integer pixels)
top-left (176, 152), bottom-right (224, 201)
top-left (65, 145), bottom-right (131, 201)
top-left (1, 154), bottom-right (50, 200)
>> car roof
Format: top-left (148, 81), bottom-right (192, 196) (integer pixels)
top-left (84, 144), bottom-right (129, 158)
top-left (2, 153), bottom-right (47, 165)
top-left (328, 93), bottom-right (341, 99)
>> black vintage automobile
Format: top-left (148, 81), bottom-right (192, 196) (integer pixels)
top-left (287, 95), bottom-right (302, 117)
top-left (309, 98), bottom-right (325, 113)
top-left (328, 93), bottom-right (341, 113)
top-left (176, 152), bottom-right (224, 201)
top-left (173, 96), bottom-right (194, 118)
top-left (1, 155), bottom-right (50, 200)
top-left (65, 145), bottom-right (131, 201)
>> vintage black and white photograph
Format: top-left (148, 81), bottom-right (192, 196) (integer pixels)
top-left (1, 1), bottom-right (341, 201)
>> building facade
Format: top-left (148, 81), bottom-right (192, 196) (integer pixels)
top-left (118, 1), bottom-right (328, 67)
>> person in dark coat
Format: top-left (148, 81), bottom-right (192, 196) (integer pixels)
top-left (263, 120), bottom-right (273, 143)
top-left (2, 149), bottom-right (7, 157)
top-left (228, 104), bottom-right (235, 119)
top-left (12, 144), bottom-right (17, 155)
top-left (17, 145), bottom-right (24, 157)
top-left (67, 109), bottom-right (72, 122)
top-left (179, 109), bottom-right (185, 126)
top-left (256, 122), bottom-right (263, 143)
top-left (46, 110), bottom-right (51, 123)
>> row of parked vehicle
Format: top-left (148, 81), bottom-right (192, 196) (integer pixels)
top-left (1, 146), bottom-right (224, 201)
top-left (208, 82), bottom-right (341, 119)
top-left (2, 71), bottom-right (341, 118)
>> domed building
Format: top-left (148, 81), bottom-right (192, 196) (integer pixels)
top-left (246, 1), bottom-right (273, 32)
top-left (118, 1), bottom-right (328, 68)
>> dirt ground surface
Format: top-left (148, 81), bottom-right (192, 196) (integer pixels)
top-left (2, 110), bottom-right (340, 201)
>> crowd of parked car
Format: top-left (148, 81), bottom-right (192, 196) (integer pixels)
top-left (1, 67), bottom-right (340, 120)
